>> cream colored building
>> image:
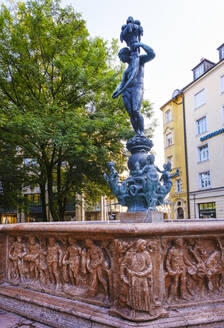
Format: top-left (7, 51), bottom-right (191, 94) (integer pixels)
top-left (184, 44), bottom-right (224, 218)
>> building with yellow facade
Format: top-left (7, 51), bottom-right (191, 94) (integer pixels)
top-left (160, 91), bottom-right (190, 219)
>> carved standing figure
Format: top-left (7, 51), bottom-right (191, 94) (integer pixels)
top-left (23, 236), bottom-right (40, 283)
top-left (63, 237), bottom-right (81, 286)
top-left (39, 238), bottom-right (49, 286)
top-left (112, 41), bottom-right (155, 136)
top-left (120, 239), bottom-right (153, 317)
top-left (8, 235), bottom-right (27, 282)
top-left (85, 239), bottom-right (109, 300)
top-left (166, 238), bottom-right (191, 302)
top-left (47, 237), bottom-right (63, 289)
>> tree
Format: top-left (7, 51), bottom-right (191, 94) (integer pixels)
top-left (0, 0), bottom-right (155, 221)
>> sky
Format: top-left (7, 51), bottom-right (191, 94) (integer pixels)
top-left (62, 0), bottom-right (224, 166)
top-left (2, 0), bottom-right (224, 166)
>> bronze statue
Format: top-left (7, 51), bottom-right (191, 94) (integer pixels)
top-left (112, 42), bottom-right (155, 136)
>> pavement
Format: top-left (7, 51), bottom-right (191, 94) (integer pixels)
top-left (0, 309), bottom-right (51, 328)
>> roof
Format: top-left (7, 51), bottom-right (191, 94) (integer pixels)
top-left (217, 43), bottom-right (224, 50)
top-left (161, 56), bottom-right (224, 110)
top-left (191, 58), bottom-right (215, 71)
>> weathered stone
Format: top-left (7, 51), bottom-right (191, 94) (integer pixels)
top-left (118, 209), bottom-right (164, 223)
top-left (1, 221), bottom-right (224, 326)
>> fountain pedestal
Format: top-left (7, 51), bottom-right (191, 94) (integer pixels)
top-left (118, 209), bottom-right (164, 223)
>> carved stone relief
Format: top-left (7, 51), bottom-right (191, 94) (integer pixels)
top-left (7, 234), bottom-right (166, 321)
top-left (109, 238), bottom-right (166, 321)
top-left (0, 234), bottom-right (6, 283)
top-left (7, 234), bottom-right (110, 305)
top-left (7, 234), bottom-right (224, 321)
top-left (163, 237), bottom-right (224, 304)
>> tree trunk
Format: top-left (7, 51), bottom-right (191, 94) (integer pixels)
top-left (39, 182), bottom-right (48, 222)
top-left (47, 170), bottom-right (60, 221)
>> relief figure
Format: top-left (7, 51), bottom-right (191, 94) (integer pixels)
top-left (8, 236), bottom-right (27, 283)
top-left (166, 238), bottom-right (191, 302)
top-left (85, 239), bottom-right (109, 300)
top-left (39, 238), bottom-right (49, 286)
top-left (47, 237), bottom-right (63, 289)
top-left (63, 237), bottom-right (81, 286)
top-left (23, 236), bottom-right (40, 284)
top-left (120, 239), bottom-right (152, 317)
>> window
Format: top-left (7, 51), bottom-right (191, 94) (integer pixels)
top-left (221, 47), bottom-right (224, 60)
top-left (165, 109), bottom-right (171, 123)
top-left (198, 202), bottom-right (216, 218)
top-left (167, 155), bottom-right (173, 168)
top-left (194, 64), bottom-right (204, 80)
top-left (175, 179), bottom-right (182, 193)
top-left (199, 171), bottom-right (211, 188)
top-left (220, 75), bottom-right (224, 93)
top-left (219, 45), bottom-right (224, 61)
top-left (26, 193), bottom-right (40, 204)
top-left (198, 144), bottom-right (209, 162)
top-left (166, 133), bottom-right (172, 147)
top-left (196, 116), bottom-right (207, 135)
top-left (194, 89), bottom-right (205, 109)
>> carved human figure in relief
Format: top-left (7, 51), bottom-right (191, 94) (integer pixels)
top-left (120, 239), bottom-right (153, 317)
top-left (8, 235), bottom-right (27, 282)
top-left (39, 238), bottom-right (49, 286)
top-left (85, 239), bottom-right (109, 299)
top-left (184, 238), bottom-right (198, 297)
top-left (166, 238), bottom-right (191, 302)
top-left (23, 236), bottom-right (40, 283)
top-left (191, 239), bottom-right (222, 296)
top-left (63, 237), bottom-right (81, 286)
top-left (47, 237), bottom-right (63, 289)
top-left (112, 42), bottom-right (155, 136)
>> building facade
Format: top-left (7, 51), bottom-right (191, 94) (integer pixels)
top-left (161, 92), bottom-right (189, 219)
top-left (184, 46), bottom-right (224, 218)
top-left (161, 44), bottom-right (224, 219)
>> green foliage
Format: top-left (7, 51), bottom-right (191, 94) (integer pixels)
top-left (0, 0), bottom-right (155, 221)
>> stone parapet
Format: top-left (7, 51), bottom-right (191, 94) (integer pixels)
top-left (0, 221), bottom-right (224, 327)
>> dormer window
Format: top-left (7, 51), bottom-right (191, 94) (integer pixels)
top-left (192, 59), bottom-right (215, 80)
top-left (217, 44), bottom-right (224, 61)
top-left (194, 64), bottom-right (204, 80)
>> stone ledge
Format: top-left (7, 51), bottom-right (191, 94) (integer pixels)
top-left (1, 284), bottom-right (224, 328)
top-left (1, 221), bottom-right (224, 237)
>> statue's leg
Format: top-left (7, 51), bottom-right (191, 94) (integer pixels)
top-left (122, 91), bottom-right (138, 134)
top-left (132, 87), bottom-right (144, 136)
